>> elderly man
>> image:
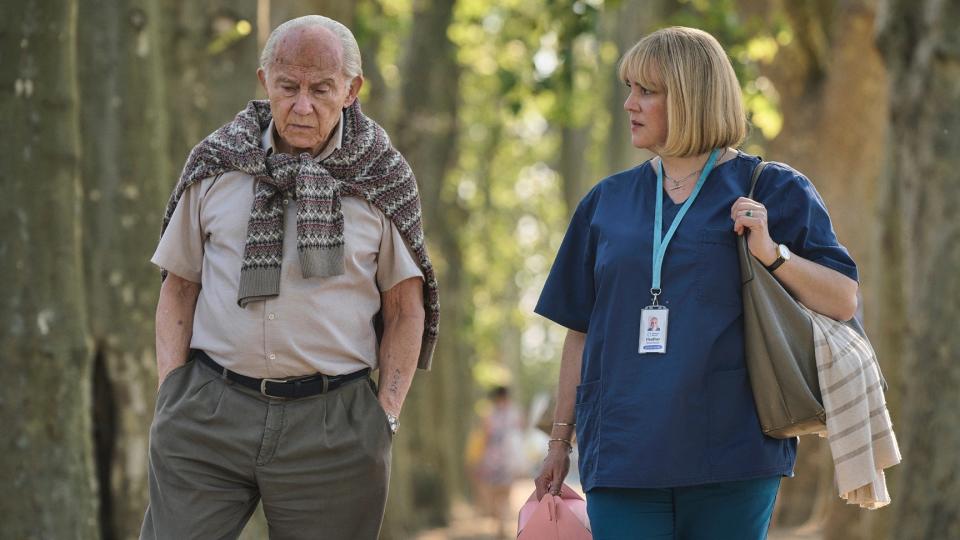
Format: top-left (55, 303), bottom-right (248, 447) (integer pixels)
top-left (141, 15), bottom-right (438, 540)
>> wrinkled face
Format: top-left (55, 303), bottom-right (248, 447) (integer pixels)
top-left (623, 77), bottom-right (668, 151)
top-left (257, 27), bottom-right (362, 156)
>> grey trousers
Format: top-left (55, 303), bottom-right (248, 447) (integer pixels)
top-left (140, 356), bottom-right (392, 540)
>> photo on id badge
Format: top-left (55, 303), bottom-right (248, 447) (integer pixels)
top-left (639, 307), bottom-right (668, 354)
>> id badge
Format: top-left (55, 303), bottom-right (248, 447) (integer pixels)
top-left (639, 306), bottom-right (669, 354)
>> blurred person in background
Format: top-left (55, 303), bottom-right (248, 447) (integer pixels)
top-left (470, 386), bottom-right (524, 539)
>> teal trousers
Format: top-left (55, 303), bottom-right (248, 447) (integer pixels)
top-left (586, 475), bottom-right (781, 540)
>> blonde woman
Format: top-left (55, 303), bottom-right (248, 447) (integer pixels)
top-left (534, 27), bottom-right (858, 539)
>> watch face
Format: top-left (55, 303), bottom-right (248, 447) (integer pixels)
top-left (778, 244), bottom-right (791, 261)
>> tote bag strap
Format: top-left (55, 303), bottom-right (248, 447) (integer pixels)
top-left (739, 160), bottom-right (768, 280)
top-left (748, 159), bottom-right (768, 199)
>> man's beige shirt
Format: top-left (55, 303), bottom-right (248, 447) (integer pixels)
top-left (152, 115), bottom-right (423, 378)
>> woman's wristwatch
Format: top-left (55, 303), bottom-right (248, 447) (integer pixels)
top-left (386, 413), bottom-right (400, 435)
top-left (765, 243), bottom-right (791, 273)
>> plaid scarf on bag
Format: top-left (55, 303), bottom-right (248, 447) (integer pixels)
top-left (160, 99), bottom-right (438, 369)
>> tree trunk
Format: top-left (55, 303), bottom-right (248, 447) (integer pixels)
top-left (559, 124), bottom-right (591, 216)
top-left (878, 0), bottom-right (960, 538)
top-left (75, 0), bottom-right (171, 537)
top-left (758, 0), bottom-right (890, 532)
top-left (601, 0), bottom-right (666, 175)
top-left (161, 0), bottom-right (260, 169)
top-left (355, 0), bottom-right (391, 125)
top-left (554, 21), bottom-right (594, 215)
top-left (0, 0), bottom-right (98, 538)
top-left (384, 0), bottom-right (466, 536)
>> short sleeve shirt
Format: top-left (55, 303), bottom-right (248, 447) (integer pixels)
top-left (152, 116), bottom-right (423, 378)
top-left (535, 152), bottom-right (857, 491)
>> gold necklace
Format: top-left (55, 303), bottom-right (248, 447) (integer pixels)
top-left (663, 148), bottom-right (726, 191)
top-left (665, 169), bottom-right (701, 190)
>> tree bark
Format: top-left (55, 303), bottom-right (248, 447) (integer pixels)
top-left (758, 0), bottom-right (890, 532)
top-left (878, 0), bottom-right (960, 537)
top-left (554, 17), bottom-right (594, 215)
top-left (75, 0), bottom-right (172, 537)
top-left (160, 0), bottom-right (260, 169)
top-left (0, 0), bottom-right (98, 538)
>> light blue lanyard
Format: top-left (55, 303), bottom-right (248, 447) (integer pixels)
top-left (650, 148), bottom-right (722, 305)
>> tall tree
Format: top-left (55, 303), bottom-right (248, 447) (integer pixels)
top-left (161, 0), bottom-right (260, 167)
top-left (384, 0), bottom-right (467, 536)
top-left (354, 0), bottom-right (391, 123)
top-left (546, 2), bottom-right (601, 214)
top-left (76, 0), bottom-right (172, 537)
top-left (601, 0), bottom-right (667, 176)
top-left (0, 0), bottom-right (98, 538)
top-left (878, 0), bottom-right (960, 538)
top-left (753, 1), bottom-right (890, 532)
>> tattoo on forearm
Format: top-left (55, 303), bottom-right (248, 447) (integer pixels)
top-left (389, 368), bottom-right (401, 395)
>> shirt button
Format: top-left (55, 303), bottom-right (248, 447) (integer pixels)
top-left (268, 353), bottom-right (276, 361)
top-left (268, 313), bottom-right (276, 320)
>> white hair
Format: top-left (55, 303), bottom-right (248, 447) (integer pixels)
top-left (259, 15), bottom-right (362, 79)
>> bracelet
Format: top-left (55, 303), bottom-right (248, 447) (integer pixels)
top-left (548, 438), bottom-right (573, 454)
top-left (552, 422), bottom-right (576, 427)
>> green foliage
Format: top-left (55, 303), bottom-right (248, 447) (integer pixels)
top-left (447, 0), bottom-right (595, 407)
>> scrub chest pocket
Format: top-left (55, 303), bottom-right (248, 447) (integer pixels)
top-left (696, 228), bottom-right (742, 309)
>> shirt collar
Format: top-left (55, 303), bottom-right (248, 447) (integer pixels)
top-left (262, 111), bottom-right (344, 162)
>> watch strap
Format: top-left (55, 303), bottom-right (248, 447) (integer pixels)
top-left (765, 246), bottom-right (787, 273)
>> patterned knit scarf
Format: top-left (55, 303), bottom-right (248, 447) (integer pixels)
top-left (160, 99), bottom-right (438, 369)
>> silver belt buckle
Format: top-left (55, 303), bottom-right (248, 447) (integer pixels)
top-left (260, 378), bottom-right (287, 398)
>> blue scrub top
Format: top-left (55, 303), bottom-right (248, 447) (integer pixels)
top-left (535, 152), bottom-right (858, 491)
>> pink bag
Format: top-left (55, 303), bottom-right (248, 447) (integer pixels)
top-left (516, 484), bottom-right (592, 539)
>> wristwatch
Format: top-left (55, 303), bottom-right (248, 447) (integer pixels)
top-left (765, 243), bottom-right (791, 273)
top-left (386, 413), bottom-right (399, 435)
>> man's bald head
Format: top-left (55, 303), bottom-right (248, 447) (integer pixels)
top-left (260, 16), bottom-right (362, 79)
top-left (256, 16), bottom-right (364, 157)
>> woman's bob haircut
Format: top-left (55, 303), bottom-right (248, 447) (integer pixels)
top-left (618, 26), bottom-right (747, 157)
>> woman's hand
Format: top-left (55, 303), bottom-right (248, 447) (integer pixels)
top-left (731, 197), bottom-right (778, 266)
top-left (534, 444), bottom-right (571, 500)
top-left (730, 197), bottom-right (858, 320)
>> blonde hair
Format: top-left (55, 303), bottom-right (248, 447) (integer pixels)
top-left (618, 26), bottom-right (746, 157)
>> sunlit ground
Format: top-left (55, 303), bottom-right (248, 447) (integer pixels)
top-left (415, 479), bottom-right (824, 540)
top-left (414, 479), bottom-right (541, 540)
